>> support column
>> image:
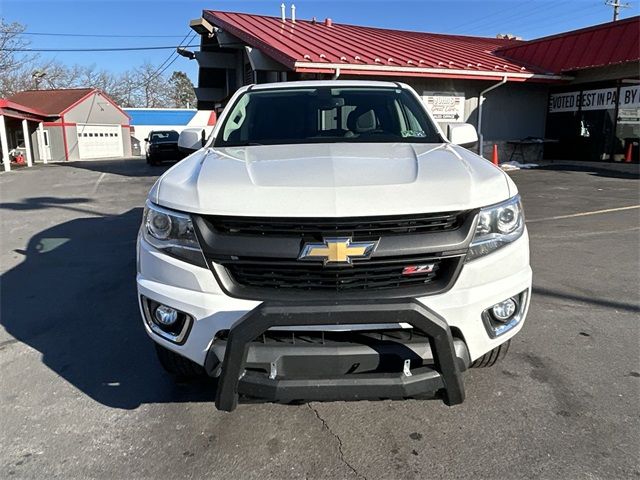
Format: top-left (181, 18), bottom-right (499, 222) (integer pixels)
top-left (0, 115), bottom-right (10, 172)
top-left (22, 119), bottom-right (33, 167)
top-left (38, 122), bottom-right (47, 164)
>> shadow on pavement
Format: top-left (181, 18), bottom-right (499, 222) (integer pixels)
top-left (0, 196), bottom-right (102, 217)
top-left (58, 158), bottom-right (171, 178)
top-left (536, 163), bottom-right (640, 180)
top-left (532, 286), bottom-right (640, 313)
top-left (0, 206), bottom-right (212, 409)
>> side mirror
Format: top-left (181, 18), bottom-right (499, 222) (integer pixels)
top-left (448, 123), bottom-right (478, 147)
top-left (178, 128), bottom-right (205, 153)
top-left (144, 138), bottom-right (149, 142)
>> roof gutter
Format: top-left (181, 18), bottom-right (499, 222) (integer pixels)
top-left (477, 76), bottom-right (507, 158)
top-left (293, 61), bottom-right (569, 81)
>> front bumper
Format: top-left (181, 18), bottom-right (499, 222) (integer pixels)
top-left (213, 300), bottom-right (466, 412)
top-left (137, 230), bottom-right (532, 368)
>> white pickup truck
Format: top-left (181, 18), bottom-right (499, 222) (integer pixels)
top-left (137, 80), bottom-right (531, 411)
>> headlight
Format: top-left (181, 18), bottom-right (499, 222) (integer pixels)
top-left (466, 195), bottom-right (525, 262)
top-left (141, 201), bottom-right (206, 267)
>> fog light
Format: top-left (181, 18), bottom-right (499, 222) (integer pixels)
top-left (154, 305), bottom-right (179, 326)
top-left (491, 298), bottom-right (517, 322)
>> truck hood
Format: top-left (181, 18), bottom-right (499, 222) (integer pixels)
top-left (152, 143), bottom-right (515, 216)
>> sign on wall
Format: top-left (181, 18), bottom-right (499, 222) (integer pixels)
top-left (549, 86), bottom-right (639, 113)
top-left (548, 92), bottom-right (580, 113)
top-left (618, 84), bottom-right (640, 124)
top-left (619, 85), bottom-right (640, 107)
top-left (579, 88), bottom-right (617, 111)
top-left (422, 92), bottom-right (465, 122)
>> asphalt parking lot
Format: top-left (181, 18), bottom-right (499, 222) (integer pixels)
top-left (1, 159), bottom-right (639, 479)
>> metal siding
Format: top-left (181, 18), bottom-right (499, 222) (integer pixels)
top-left (569, 62), bottom-right (640, 84)
top-left (45, 126), bottom-right (67, 162)
top-left (64, 93), bottom-right (129, 125)
top-left (66, 125), bottom-right (80, 161)
top-left (481, 83), bottom-right (549, 140)
top-left (121, 126), bottom-right (133, 157)
top-left (29, 128), bottom-right (41, 162)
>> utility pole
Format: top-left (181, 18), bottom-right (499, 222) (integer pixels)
top-left (605, 0), bottom-right (630, 21)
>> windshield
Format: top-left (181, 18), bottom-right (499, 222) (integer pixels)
top-left (214, 87), bottom-right (443, 147)
top-left (150, 131), bottom-right (179, 142)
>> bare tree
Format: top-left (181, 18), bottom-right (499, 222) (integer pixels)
top-left (108, 70), bottom-right (139, 107)
top-left (0, 18), bottom-right (38, 96)
top-left (133, 62), bottom-right (169, 108)
top-left (0, 21), bottom-right (194, 109)
top-left (0, 18), bottom-right (29, 72)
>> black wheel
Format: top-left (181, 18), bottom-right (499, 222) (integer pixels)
top-left (154, 343), bottom-right (207, 378)
top-left (470, 340), bottom-right (510, 368)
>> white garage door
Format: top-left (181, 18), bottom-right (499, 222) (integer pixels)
top-left (77, 125), bottom-right (124, 159)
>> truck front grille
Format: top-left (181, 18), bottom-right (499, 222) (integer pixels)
top-left (207, 211), bottom-right (465, 237)
top-left (217, 254), bottom-right (461, 294)
top-left (194, 211), bottom-right (474, 300)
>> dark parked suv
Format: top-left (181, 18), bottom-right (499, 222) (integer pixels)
top-left (145, 130), bottom-right (183, 165)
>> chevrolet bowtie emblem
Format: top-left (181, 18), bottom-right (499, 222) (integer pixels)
top-left (299, 237), bottom-right (378, 265)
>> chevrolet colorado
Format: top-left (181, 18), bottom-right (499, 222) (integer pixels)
top-left (137, 80), bottom-right (531, 411)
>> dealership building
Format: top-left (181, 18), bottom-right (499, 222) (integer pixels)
top-left (0, 88), bottom-right (132, 171)
top-left (187, 10), bottom-right (639, 162)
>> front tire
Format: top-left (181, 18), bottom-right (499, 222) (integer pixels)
top-left (154, 343), bottom-right (206, 378)
top-left (470, 340), bottom-right (510, 368)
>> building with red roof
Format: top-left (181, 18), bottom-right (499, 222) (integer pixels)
top-left (0, 88), bottom-right (131, 171)
top-left (188, 9), bottom-right (639, 162)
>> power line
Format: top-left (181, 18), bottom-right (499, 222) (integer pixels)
top-left (142, 31), bottom-right (193, 79)
top-left (133, 32), bottom-right (197, 91)
top-left (465, 1), bottom-right (603, 37)
top-left (3, 44), bottom-right (199, 52)
top-left (503, 3), bottom-right (605, 38)
top-left (463, 2), bottom-right (570, 35)
top-left (450, 2), bottom-right (548, 33)
top-left (19, 31), bottom-right (187, 38)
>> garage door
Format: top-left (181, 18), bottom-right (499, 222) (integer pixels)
top-left (77, 125), bottom-right (124, 159)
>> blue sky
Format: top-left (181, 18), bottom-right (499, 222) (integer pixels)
top-left (2, 0), bottom-right (637, 83)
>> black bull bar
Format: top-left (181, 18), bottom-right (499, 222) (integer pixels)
top-left (213, 299), bottom-right (466, 412)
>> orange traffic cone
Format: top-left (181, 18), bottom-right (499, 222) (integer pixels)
top-left (624, 142), bottom-right (633, 163)
top-left (491, 144), bottom-right (499, 166)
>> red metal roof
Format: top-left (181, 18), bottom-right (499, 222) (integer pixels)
top-left (0, 107), bottom-right (47, 122)
top-left (7, 88), bottom-right (95, 116)
top-left (0, 99), bottom-right (48, 120)
top-left (203, 10), bottom-right (564, 82)
top-left (497, 16), bottom-right (640, 73)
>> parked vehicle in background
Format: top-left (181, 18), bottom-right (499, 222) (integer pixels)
top-left (137, 80), bottom-right (532, 412)
top-left (145, 130), bottom-right (183, 165)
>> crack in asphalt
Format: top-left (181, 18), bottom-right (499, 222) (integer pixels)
top-left (306, 403), bottom-right (367, 480)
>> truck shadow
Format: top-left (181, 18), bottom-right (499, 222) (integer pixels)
top-left (0, 208), bottom-right (212, 409)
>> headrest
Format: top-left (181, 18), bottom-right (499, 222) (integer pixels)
top-left (347, 108), bottom-right (377, 133)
